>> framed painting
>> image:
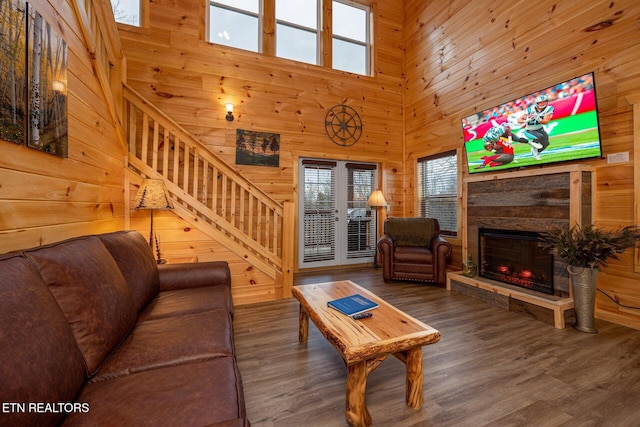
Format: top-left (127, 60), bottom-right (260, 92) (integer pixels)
top-left (27, 2), bottom-right (68, 157)
top-left (0, 0), bottom-right (27, 145)
top-left (235, 129), bottom-right (280, 167)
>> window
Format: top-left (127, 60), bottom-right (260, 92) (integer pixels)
top-left (207, 1), bottom-right (372, 75)
top-left (209, 0), bottom-right (260, 52)
top-left (275, 0), bottom-right (318, 65)
top-left (332, 1), bottom-right (370, 75)
top-left (111, 0), bottom-right (141, 26)
top-left (417, 151), bottom-right (458, 236)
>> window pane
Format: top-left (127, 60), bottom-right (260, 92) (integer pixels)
top-left (210, 5), bottom-right (259, 52)
top-left (276, 0), bottom-right (317, 28)
top-left (333, 1), bottom-right (366, 42)
top-left (213, 0), bottom-right (259, 13)
top-left (418, 153), bottom-right (458, 236)
top-left (111, 0), bottom-right (140, 26)
top-left (276, 24), bottom-right (317, 64)
top-left (333, 39), bottom-right (366, 75)
top-left (346, 165), bottom-right (376, 259)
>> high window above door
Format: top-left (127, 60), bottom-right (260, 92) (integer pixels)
top-left (208, 0), bottom-right (373, 76)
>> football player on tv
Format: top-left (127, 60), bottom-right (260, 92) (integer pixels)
top-left (518, 94), bottom-right (555, 160)
top-left (474, 126), bottom-right (516, 169)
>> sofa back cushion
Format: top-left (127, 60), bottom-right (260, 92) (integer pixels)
top-left (0, 253), bottom-right (86, 427)
top-left (98, 230), bottom-right (160, 313)
top-left (24, 236), bottom-right (137, 376)
top-left (385, 217), bottom-right (438, 247)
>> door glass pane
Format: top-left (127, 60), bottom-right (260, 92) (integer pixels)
top-left (303, 165), bottom-right (336, 262)
top-left (209, 4), bottom-right (259, 52)
top-left (276, 24), bottom-right (317, 65)
top-left (346, 166), bottom-right (375, 259)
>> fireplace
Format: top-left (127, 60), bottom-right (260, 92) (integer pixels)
top-left (479, 228), bottom-right (554, 295)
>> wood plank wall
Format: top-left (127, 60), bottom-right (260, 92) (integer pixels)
top-left (404, 0), bottom-right (640, 329)
top-left (118, 0), bottom-right (406, 304)
top-left (0, 0), bottom-right (125, 253)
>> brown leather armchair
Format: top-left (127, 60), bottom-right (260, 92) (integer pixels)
top-left (377, 217), bottom-right (452, 286)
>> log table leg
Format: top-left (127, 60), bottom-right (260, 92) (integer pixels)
top-left (298, 306), bottom-right (309, 344)
top-left (405, 347), bottom-right (424, 409)
top-left (345, 361), bottom-right (372, 427)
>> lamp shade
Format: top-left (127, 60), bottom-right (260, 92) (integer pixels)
top-left (367, 190), bottom-right (387, 207)
top-left (133, 179), bottom-right (174, 210)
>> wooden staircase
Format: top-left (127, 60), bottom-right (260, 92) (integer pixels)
top-left (73, 0), bottom-right (294, 298)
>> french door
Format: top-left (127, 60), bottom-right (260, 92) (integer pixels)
top-left (299, 159), bottom-right (377, 268)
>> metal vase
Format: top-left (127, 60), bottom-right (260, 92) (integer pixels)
top-left (568, 266), bottom-right (598, 334)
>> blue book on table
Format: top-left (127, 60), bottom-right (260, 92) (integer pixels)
top-left (327, 294), bottom-right (379, 317)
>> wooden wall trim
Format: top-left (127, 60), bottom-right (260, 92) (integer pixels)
top-left (627, 93), bottom-right (640, 273)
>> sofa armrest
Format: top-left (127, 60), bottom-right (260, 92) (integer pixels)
top-left (158, 261), bottom-right (231, 291)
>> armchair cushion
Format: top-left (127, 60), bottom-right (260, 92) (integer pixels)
top-left (385, 217), bottom-right (436, 246)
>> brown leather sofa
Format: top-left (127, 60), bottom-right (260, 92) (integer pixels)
top-left (377, 217), bottom-right (452, 286)
top-left (0, 230), bottom-right (249, 427)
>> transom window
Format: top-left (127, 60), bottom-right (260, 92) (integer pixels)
top-left (209, 0), bottom-right (260, 52)
top-left (332, 1), bottom-right (369, 75)
top-left (110, 0), bottom-right (142, 26)
top-left (208, 0), bottom-right (372, 76)
top-left (417, 151), bottom-right (458, 237)
top-left (275, 0), bottom-right (319, 65)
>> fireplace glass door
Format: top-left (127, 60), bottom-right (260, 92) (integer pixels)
top-left (479, 228), bottom-right (554, 295)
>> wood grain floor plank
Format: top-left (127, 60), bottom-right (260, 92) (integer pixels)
top-left (234, 268), bottom-right (640, 426)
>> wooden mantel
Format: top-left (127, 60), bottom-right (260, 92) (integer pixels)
top-left (462, 163), bottom-right (595, 260)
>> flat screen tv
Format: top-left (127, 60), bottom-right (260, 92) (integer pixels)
top-left (462, 72), bottom-right (603, 174)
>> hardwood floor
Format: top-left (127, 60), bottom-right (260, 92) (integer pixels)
top-left (233, 267), bottom-right (640, 426)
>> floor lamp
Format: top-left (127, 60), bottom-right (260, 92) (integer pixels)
top-left (133, 178), bottom-right (174, 264)
top-left (367, 190), bottom-right (387, 269)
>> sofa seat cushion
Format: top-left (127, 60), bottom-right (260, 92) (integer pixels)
top-left (23, 236), bottom-right (137, 376)
top-left (393, 246), bottom-right (433, 264)
top-left (63, 358), bottom-right (246, 427)
top-left (138, 285), bottom-right (233, 322)
top-left (0, 253), bottom-right (86, 427)
top-left (98, 230), bottom-right (160, 313)
top-left (91, 309), bottom-right (234, 382)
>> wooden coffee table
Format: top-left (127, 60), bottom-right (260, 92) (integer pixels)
top-left (292, 280), bottom-right (441, 427)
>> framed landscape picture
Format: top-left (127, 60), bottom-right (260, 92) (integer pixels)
top-left (235, 129), bottom-right (280, 167)
top-left (27, 3), bottom-right (68, 157)
top-left (0, 0), bottom-right (27, 145)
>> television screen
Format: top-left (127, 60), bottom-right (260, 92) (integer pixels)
top-left (462, 72), bottom-right (603, 174)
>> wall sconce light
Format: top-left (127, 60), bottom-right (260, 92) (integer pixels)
top-left (225, 103), bottom-right (234, 121)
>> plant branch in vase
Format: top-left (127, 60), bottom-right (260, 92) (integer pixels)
top-left (540, 224), bottom-right (640, 333)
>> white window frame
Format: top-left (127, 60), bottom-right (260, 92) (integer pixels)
top-left (110, 0), bottom-right (145, 27)
top-left (275, 0), bottom-right (321, 65)
top-left (208, 0), bottom-right (263, 53)
top-left (331, 0), bottom-right (371, 76)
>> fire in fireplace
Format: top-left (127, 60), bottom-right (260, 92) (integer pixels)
top-left (478, 228), bottom-right (554, 295)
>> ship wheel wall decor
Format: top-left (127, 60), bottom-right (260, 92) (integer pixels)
top-left (324, 104), bottom-right (363, 146)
